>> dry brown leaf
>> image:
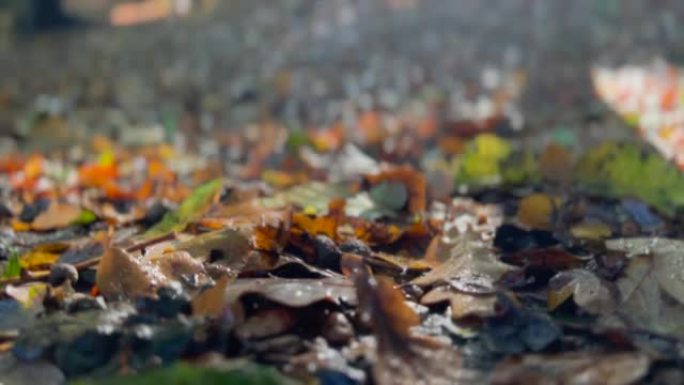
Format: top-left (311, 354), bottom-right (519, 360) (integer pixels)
top-left (421, 286), bottom-right (497, 319)
top-left (147, 250), bottom-right (210, 286)
top-left (539, 143), bottom-right (574, 184)
top-left (192, 276), bottom-right (234, 317)
top-left (491, 351), bottom-right (650, 385)
top-left (95, 247), bottom-right (167, 298)
top-left (31, 203), bottom-right (82, 231)
top-left (351, 256), bottom-right (482, 385)
top-left (412, 231), bottom-right (515, 287)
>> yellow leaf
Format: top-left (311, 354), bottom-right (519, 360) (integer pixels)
top-left (570, 222), bottom-right (613, 240)
top-left (20, 250), bottom-right (60, 270)
top-left (517, 193), bottom-right (560, 230)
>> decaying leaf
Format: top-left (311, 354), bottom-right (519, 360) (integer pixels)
top-left (491, 351), bottom-right (650, 385)
top-left (412, 231), bottom-right (514, 320)
top-left (602, 238), bottom-right (684, 337)
top-left (413, 231), bottom-right (515, 287)
top-left (547, 269), bottom-right (615, 313)
top-left (351, 256), bottom-right (481, 385)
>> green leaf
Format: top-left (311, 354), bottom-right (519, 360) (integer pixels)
top-left (3, 250), bottom-right (21, 279)
top-left (70, 362), bottom-right (299, 385)
top-left (576, 142), bottom-right (684, 215)
top-left (72, 210), bottom-right (97, 226)
top-left (145, 179), bottom-right (223, 237)
top-left (455, 134), bottom-right (512, 187)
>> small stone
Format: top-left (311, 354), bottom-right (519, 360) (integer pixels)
top-left (315, 235), bottom-right (342, 270)
top-left (66, 294), bottom-right (106, 314)
top-left (142, 202), bottom-right (169, 227)
top-left (48, 263), bottom-right (78, 287)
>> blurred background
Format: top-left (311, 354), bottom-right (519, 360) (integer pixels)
top-left (0, 0), bottom-right (683, 167)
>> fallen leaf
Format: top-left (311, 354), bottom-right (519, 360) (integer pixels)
top-left (421, 285), bottom-right (497, 319)
top-left (602, 238), bottom-right (684, 337)
top-left (96, 247), bottom-right (166, 298)
top-left (351, 256), bottom-right (481, 385)
top-left (539, 143), bottom-right (574, 184)
top-left (491, 351), bottom-right (650, 385)
top-left (547, 269), bottom-right (615, 313)
top-left (31, 203), bottom-right (82, 231)
top-left (224, 278), bottom-right (357, 308)
top-left (517, 193), bottom-right (560, 230)
top-left (145, 178), bottom-right (223, 237)
top-left (413, 230), bottom-right (515, 287)
top-left (192, 276), bottom-right (233, 317)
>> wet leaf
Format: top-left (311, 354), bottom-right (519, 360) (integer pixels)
top-left (225, 278), bottom-right (357, 309)
top-left (547, 269), bottom-right (615, 313)
top-left (602, 238), bottom-right (684, 337)
top-left (413, 231), bottom-right (515, 287)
